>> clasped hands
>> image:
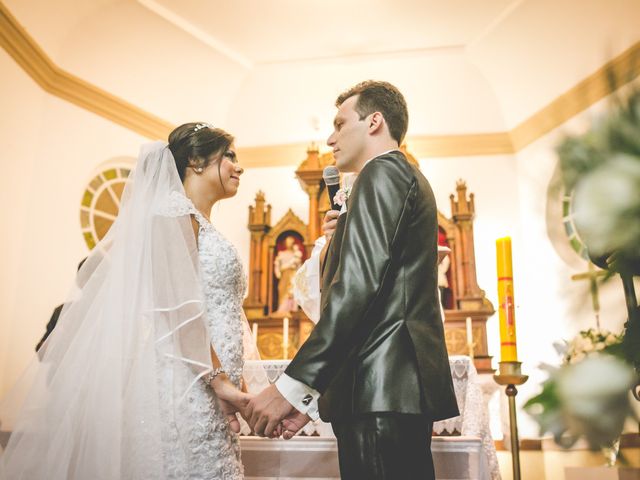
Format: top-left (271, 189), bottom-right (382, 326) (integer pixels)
top-left (213, 377), bottom-right (311, 439)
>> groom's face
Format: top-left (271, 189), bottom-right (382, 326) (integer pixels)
top-left (327, 95), bottom-right (369, 173)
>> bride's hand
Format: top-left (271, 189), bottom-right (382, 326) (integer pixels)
top-left (211, 375), bottom-right (252, 422)
top-left (218, 398), bottom-right (242, 433)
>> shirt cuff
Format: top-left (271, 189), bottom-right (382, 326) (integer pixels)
top-left (275, 373), bottom-right (320, 421)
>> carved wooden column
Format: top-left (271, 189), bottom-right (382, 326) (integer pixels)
top-left (445, 180), bottom-right (495, 373)
top-left (295, 146), bottom-right (326, 248)
top-left (306, 185), bottom-right (320, 241)
top-left (245, 191), bottom-right (271, 319)
top-left (450, 180), bottom-right (484, 310)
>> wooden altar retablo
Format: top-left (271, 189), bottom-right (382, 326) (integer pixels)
top-left (244, 146), bottom-right (495, 372)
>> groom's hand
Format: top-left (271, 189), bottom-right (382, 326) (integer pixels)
top-left (246, 384), bottom-right (294, 437)
top-left (322, 210), bottom-right (339, 241)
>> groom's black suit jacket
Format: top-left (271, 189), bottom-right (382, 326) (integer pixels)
top-left (286, 151), bottom-right (459, 423)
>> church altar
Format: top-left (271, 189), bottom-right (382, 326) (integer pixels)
top-left (244, 149), bottom-right (497, 376)
top-left (241, 356), bottom-right (500, 480)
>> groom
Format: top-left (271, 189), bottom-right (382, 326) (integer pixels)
top-left (247, 80), bottom-right (459, 479)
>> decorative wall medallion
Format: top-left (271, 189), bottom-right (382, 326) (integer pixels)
top-left (80, 163), bottom-right (132, 249)
top-left (561, 190), bottom-right (590, 261)
top-left (546, 165), bottom-right (589, 268)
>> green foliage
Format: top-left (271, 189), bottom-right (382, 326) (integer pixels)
top-left (622, 314), bottom-right (640, 370)
top-left (523, 374), bottom-right (571, 446)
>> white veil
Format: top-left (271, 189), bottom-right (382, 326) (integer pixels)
top-left (0, 142), bottom-right (228, 479)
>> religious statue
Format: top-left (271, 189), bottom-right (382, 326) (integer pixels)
top-left (438, 253), bottom-right (451, 308)
top-left (273, 235), bottom-right (303, 315)
top-left (437, 228), bottom-right (453, 310)
top-left (437, 245), bottom-right (451, 317)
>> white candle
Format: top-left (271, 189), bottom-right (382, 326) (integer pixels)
top-left (283, 317), bottom-right (289, 359)
top-left (466, 316), bottom-right (474, 359)
top-left (252, 322), bottom-right (258, 343)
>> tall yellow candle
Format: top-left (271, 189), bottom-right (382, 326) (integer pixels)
top-left (496, 237), bottom-right (518, 362)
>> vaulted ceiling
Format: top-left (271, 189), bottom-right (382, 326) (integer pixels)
top-left (3, 0), bottom-right (639, 149)
top-left (140, 0), bottom-right (516, 66)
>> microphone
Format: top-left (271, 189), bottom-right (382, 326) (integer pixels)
top-left (323, 166), bottom-right (341, 211)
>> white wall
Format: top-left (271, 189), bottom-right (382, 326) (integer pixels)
top-left (467, 0), bottom-right (640, 129)
top-left (0, 49), bottom-right (145, 396)
top-left (418, 153), bottom-right (521, 370)
top-left (0, 49), bottom-right (46, 395)
top-left (227, 50), bottom-right (508, 147)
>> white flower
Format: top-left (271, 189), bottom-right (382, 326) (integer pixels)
top-left (557, 355), bottom-right (635, 445)
top-left (559, 355), bottom-right (634, 404)
top-left (606, 333), bottom-right (618, 345)
top-left (571, 337), bottom-right (583, 352)
top-left (572, 155), bottom-right (640, 256)
top-left (570, 352), bottom-right (586, 364)
top-left (333, 190), bottom-right (347, 207)
top-left (333, 186), bottom-right (352, 207)
top-left (583, 339), bottom-right (596, 353)
top-left (563, 329), bottom-right (622, 365)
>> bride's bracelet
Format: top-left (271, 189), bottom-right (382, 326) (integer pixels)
top-left (203, 367), bottom-right (225, 386)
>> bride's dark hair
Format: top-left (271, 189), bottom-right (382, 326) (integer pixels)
top-left (168, 123), bottom-right (234, 182)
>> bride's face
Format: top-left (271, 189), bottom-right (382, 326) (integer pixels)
top-left (203, 144), bottom-right (243, 199)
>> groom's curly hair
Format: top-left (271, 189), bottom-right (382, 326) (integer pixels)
top-left (336, 80), bottom-right (409, 145)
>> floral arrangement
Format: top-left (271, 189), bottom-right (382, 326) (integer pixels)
top-left (563, 328), bottom-right (623, 365)
top-left (524, 335), bottom-right (635, 454)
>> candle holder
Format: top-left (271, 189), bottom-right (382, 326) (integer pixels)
top-left (494, 361), bottom-right (528, 480)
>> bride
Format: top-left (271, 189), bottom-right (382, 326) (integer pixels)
top-left (0, 123), bottom-right (259, 479)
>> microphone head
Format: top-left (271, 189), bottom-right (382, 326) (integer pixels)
top-left (323, 166), bottom-right (340, 186)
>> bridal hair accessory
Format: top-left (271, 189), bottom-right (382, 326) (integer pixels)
top-left (193, 123), bottom-right (214, 132)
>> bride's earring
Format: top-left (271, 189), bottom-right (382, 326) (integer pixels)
top-left (194, 166), bottom-right (204, 174)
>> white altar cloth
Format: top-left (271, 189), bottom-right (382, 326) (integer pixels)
top-left (242, 356), bottom-right (500, 480)
top-left (240, 436), bottom-right (487, 480)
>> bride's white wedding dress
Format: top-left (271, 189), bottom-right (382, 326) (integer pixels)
top-left (158, 192), bottom-right (246, 479)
